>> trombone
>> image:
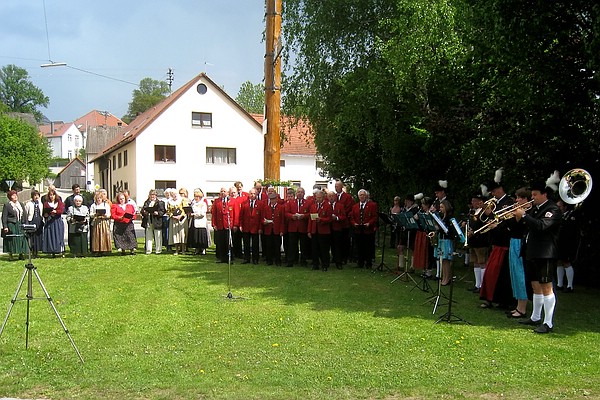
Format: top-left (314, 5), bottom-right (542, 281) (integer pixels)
top-left (473, 200), bottom-right (533, 235)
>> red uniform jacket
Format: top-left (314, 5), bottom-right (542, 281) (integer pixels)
top-left (350, 201), bottom-right (378, 234)
top-left (307, 200), bottom-right (333, 235)
top-left (111, 203), bottom-right (136, 224)
top-left (239, 198), bottom-right (263, 234)
top-left (285, 198), bottom-right (311, 233)
top-left (211, 197), bottom-right (235, 230)
top-left (261, 201), bottom-right (285, 235)
top-left (329, 201), bottom-right (347, 232)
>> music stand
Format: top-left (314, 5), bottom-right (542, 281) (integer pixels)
top-left (376, 212), bottom-right (394, 272)
top-left (0, 229), bottom-right (84, 362)
top-left (422, 214), bottom-right (452, 314)
top-left (435, 276), bottom-right (470, 324)
top-left (411, 212), bottom-right (436, 292)
top-left (390, 212), bottom-right (418, 285)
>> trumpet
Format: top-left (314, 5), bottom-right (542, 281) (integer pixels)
top-left (473, 200), bottom-right (533, 234)
top-left (427, 231), bottom-right (438, 246)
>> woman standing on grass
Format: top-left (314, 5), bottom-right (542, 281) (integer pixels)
top-left (24, 190), bottom-right (44, 258)
top-left (187, 188), bottom-right (209, 255)
top-left (111, 192), bottom-right (137, 255)
top-left (66, 195), bottom-right (90, 257)
top-left (1, 190), bottom-right (28, 260)
top-left (90, 190), bottom-right (112, 255)
top-left (42, 188), bottom-right (65, 257)
top-left (167, 190), bottom-right (186, 255)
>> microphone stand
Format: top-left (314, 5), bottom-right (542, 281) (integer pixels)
top-left (223, 203), bottom-right (246, 300)
top-left (0, 228), bottom-right (84, 362)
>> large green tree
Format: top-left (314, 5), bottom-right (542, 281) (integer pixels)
top-left (0, 113), bottom-right (51, 184)
top-left (122, 77), bottom-right (171, 123)
top-left (0, 64), bottom-right (49, 122)
top-left (235, 81), bottom-right (264, 114)
top-left (282, 0), bottom-right (600, 206)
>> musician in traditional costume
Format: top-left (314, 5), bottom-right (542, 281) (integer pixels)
top-left (334, 181), bottom-right (354, 263)
top-left (349, 189), bottom-right (378, 270)
top-left (42, 188), bottom-right (65, 257)
top-left (556, 199), bottom-right (580, 293)
top-left (397, 193), bottom-right (420, 272)
top-left (284, 187), bottom-right (310, 267)
top-left (239, 188), bottom-right (263, 264)
top-left (111, 192), bottom-right (137, 255)
top-left (434, 200), bottom-right (456, 285)
top-left (464, 194), bottom-right (490, 292)
top-left (65, 195), bottom-right (89, 257)
top-left (479, 169), bottom-right (515, 309)
top-left (89, 190), bottom-right (112, 255)
top-left (261, 192), bottom-right (286, 266)
top-left (211, 187), bottom-right (231, 263)
top-left (514, 179), bottom-right (562, 333)
top-left (307, 190), bottom-right (333, 271)
top-left (412, 195), bottom-right (432, 275)
top-left (328, 190), bottom-right (347, 269)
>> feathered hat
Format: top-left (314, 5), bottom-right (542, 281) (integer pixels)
top-left (434, 180), bottom-right (448, 193)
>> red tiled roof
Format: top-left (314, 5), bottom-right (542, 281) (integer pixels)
top-left (90, 72), bottom-right (261, 162)
top-left (39, 122), bottom-right (73, 138)
top-left (250, 114), bottom-right (317, 156)
top-left (74, 110), bottom-right (126, 132)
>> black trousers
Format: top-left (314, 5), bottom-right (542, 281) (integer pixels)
top-left (233, 229), bottom-right (243, 258)
top-left (311, 233), bottom-right (331, 268)
top-left (242, 232), bottom-right (260, 262)
top-left (287, 231), bottom-right (309, 266)
top-left (355, 232), bottom-right (375, 268)
top-left (214, 229), bottom-right (229, 262)
top-left (331, 230), bottom-right (345, 267)
top-left (264, 233), bottom-right (282, 265)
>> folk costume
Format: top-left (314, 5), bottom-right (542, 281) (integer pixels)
top-left (90, 200), bottom-right (112, 254)
top-left (66, 203), bottom-right (90, 256)
top-left (239, 196), bottom-right (263, 264)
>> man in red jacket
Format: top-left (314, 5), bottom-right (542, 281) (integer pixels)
top-left (334, 180), bottom-right (355, 263)
top-left (261, 192), bottom-right (285, 265)
top-left (211, 187), bottom-right (233, 263)
top-left (239, 188), bottom-right (263, 264)
top-left (307, 190), bottom-right (333, 271)
top-left (285, 187), bottom-right (310, 267)
top-left (350, 189), bottom-right (378, 269)
top-left (328, 190), bottom-right (347, 269)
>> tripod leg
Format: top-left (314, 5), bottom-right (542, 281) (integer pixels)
top-left (0, 268), bottom-right (28, 339)
top-left (32, 269), bottom-right (84, 363)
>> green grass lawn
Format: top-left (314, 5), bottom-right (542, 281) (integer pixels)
top-left (0, 246), bottom-right (598, 399)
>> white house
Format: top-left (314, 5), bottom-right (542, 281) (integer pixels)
top-left (39, 122), bottom-right (83, 160)
top-left (90, 73), bottom-right (264, 203)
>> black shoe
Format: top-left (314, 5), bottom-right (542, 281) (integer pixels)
top-left (556, 285), bottom-right (564, 291)
top-left (519, 318), bottom-right (541, 326)
top-left (564, 287), bottom-right (574, 293)
top-left (534, 323), bottom-right (553, 334)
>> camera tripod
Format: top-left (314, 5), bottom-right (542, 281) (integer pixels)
top-left (0, 234), bottom-right (84, 363)
top-left (435, 276), bottom-right (470, 324)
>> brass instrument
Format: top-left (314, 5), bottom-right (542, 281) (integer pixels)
top-left (477, 197), bottom-right (498, 222)
top-left (558, 168), bottom-right (593, 206)
top-left (473, 200), bottom-right (534, 235)
top-left (427, 230), bottom-right (438, 246)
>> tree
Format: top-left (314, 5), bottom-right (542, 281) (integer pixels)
top-left (122, 77), bottom-right (170, 123)
top-left (0, 113), bottom-right (52, 184)
top-left (235, 81), bottom-right (264, 114)
top-left (0, 64), bottom-right (49, 122)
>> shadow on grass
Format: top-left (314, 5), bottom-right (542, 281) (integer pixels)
top-left (164, 249), bottom-right (600, 335)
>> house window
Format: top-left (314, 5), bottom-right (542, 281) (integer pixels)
top-left (75, 137), bottom-right (80, 147)
top-left (155, 180), bottom-right (177, 197)
top-left (314, 181), bottom-right (329, 190)
top-left (206, 147), bottom-right (236, 164)
top-left (67, 150), bottom-right (73, 159)
top-left (280, 160), bottom-right (286, 167)
top-left (67, 134), bottom-right (72, 142)
top-left (124, 150), bottom-right (128, 166)
top-left (155, 145), bottom-right (176, 163)
top-left (290, 181), bottom-right (301, 188)
top-left (192, 112), bottom-right (212, 128)
top-left (112, 155), bottom-right (116, 170)
top-left (118, 153), bottom-right (122, 168)
top-left (124, 182), bottom-right (129, 190)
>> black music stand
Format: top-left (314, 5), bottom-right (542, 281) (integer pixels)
top-left (390, 212), bottom-right (418, 285)
top-left (435, 276), bottom-right (470, 324)
top-left (0, 230), bottom-right (84, 362)
top-left (412, 212), bottom-right (436, 292)
top-left (376, 212), bottom-right (394, 272)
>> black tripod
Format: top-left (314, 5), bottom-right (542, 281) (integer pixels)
top-left (223, 208), bottom-right (246, 300)
top-left (435, 276), bottom-right (470, 324)
top-left (0, 231), bottom-right (84, 362)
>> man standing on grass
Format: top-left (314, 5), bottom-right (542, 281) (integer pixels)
top-left (514, 180), bottom-right (562, 333)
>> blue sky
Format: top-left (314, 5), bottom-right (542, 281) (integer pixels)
top-left (0, 0), bottom-right (266, 122)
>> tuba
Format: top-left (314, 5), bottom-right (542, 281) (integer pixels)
top-left (558, 168), bottom-right (593, 206)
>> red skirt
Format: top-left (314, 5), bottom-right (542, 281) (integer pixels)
top-left (480, 245), bottom-right (508, 302)
top-left (412, 230), bottom-right (429, 269)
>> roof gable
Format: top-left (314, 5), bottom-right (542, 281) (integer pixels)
top-left (39, 122), bottom-right (78, 138)
top-left (90, 72), bottom-right (262, 162)
top-left (74, 110), bottom-right (126, 132)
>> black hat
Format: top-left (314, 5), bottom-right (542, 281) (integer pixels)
top-left (530, 180), bottom-right (551, 194)
top-left (405, 194), bottom-right (415, 202)
top-left (486, 168), bottom-right (504, 191)
top-left (434, 180), bottom-right (448, 193)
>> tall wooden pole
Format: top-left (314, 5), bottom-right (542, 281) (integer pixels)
top-left (264, 0), bottom-right (282, 181)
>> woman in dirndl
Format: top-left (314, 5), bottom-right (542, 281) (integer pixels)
top-left (42, 188), bottom-right (65, 257)
top-left (1, 190), bottom-right (28, 260)
top-left (24, 190), bottom-right (44, 257)
top-left (167, 190), bottom-right (186, 255)
top-left (187, 188), bottom-right (209, 255)
top-left (66, 195), bottom-right (89, 257)
top-left (434, 199), bottom-right (455, 285)
top-left (89, 190), bottom-right (112, 255)
top-left (111, 192), bottom-right (137, 255)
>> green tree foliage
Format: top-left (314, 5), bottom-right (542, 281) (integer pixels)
top-left (122, 77), bottom-right (170, 123)
top-left (282, 0), bottom-right (600, 209)
top-left (0, 113), bottom-right (51, 184)
top-left (235, 81), bottom-right (264, 114)
top-left (0, 64), bottom-right (49, 122)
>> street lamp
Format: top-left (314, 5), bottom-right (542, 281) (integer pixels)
top-left (40, 62), bottom-right (67, 68)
